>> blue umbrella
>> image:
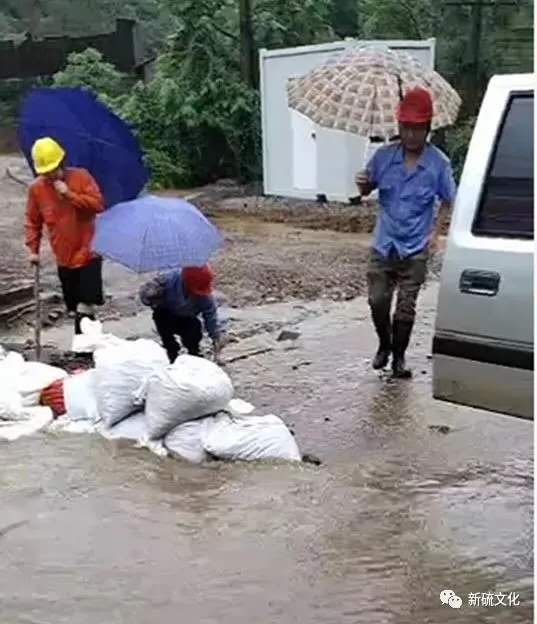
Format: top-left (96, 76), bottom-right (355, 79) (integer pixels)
top-left (92, 195), bottom-right (223, 273)
top-left (18, 87), bottom-right (149, 208)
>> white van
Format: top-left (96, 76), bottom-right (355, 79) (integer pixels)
top-left (433, 74), bottom-right (534, 419)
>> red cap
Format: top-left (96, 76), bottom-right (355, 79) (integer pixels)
top-left (396, 87), bottom-right (433, 124)
top-left (182, 265), bottom-right (214, 297)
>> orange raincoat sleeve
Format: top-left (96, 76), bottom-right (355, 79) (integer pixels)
top-left (25, 185), bottom-right (43, 255)
top-left (65, 169), bottom-right (104, 216)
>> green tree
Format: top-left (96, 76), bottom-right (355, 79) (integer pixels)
top-left (254, 0), bottom-right (333, 49)
top-left (6, 0), bottom-right (533, 187)
top-left (330, 0), bottom-right (360, 38)
top-left (445, 116), bottom-right (476, 180)
top-left (53, 48), bottom-right (128, 102)
top-left (0, 0), bottom-right (176, 52)
top-left (359, 0), bottom-right (437, 40)
top-left (51, 49), bottom-right (186, 187)
top-left (154, 0), bottom-right (261, 181)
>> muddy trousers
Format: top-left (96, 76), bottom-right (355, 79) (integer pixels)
top-left (153, 308), bottom-right (203, 363)
top-left (367, 249), bottom-right (428, 360)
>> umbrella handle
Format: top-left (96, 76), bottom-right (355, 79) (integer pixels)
top-left (396, 74), bottom-right (404, 101)
top-left (34, 263), bottom-right (42, 362)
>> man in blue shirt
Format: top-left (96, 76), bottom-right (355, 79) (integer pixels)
top-left (356, 88), bottom-right (456, 378)
top-left (139, 265), bottom-right (226, 363)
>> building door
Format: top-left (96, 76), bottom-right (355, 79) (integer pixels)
top-left (291, 110), bottom-right (317, 190)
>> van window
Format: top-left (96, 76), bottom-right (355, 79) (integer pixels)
top-left (473, 94), bottom-right (534, 238)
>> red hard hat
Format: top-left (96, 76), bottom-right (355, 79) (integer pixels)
top-left (182, 265), bottom-right (214, 297)
top-left (396, 87), bottom-right (433, 124)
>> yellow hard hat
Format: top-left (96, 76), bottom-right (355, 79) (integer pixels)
top-left (31, 137), bottom-right (66, 175)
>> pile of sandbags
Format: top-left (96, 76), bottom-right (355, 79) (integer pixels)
top-left (2, 327), bottom-right (302, 464)
top-left (163, 410), bottom-right (301, 464)
top-left (135, 355), bottom-right (300, 463)
top-left (0, 348), bottom-right (63, 439)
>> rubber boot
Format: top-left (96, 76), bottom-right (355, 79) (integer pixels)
top-left (391, 319), bottom-right (414, 379)
top-left (73, 313), bottom-right (96, 366)
top-left (371, 308), bottom-right (392, 370)
top-left (74, 313), bottom-right (96, 335)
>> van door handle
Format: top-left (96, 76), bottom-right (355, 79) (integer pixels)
top-left (459, 270), bottom-right (500, 296)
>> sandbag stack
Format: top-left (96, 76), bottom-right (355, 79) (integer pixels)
top-left (2, 327), bottom-right (302, 464)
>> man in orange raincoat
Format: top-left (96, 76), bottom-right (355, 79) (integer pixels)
top-left (24, 137), bottom-right (105, 335)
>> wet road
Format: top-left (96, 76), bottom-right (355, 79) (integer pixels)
top-left (1, 286), bottom-right (533, 623)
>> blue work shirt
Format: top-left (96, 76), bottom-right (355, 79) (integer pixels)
top-left (366, 143), bottom-right (456, 258)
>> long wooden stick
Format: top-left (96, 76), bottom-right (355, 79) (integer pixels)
top-left (34, 263), bottom-right (42, 361)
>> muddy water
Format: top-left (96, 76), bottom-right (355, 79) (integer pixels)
top-left (1, 396), bottom-right (532, 623)
top-left (1, 292), bottom-right (534, 624)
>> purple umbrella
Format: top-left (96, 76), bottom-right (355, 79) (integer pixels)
top-left (18, 87), bottom-right (149, 208)
top-left (92, 195), bottom-right (223, 273)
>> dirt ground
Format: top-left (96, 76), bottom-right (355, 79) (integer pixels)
top-left (0, 155), bottom-right (444, 335)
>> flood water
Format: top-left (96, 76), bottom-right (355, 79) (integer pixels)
top-left (0, 283), bottom-right (533, 623)
top-left (1, 392), bottom-right (533, 623)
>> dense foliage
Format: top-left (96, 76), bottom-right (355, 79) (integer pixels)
top-left (0, 0), bottom-right (176, 52)
top-left (2, 0), bottom-right (533, 185)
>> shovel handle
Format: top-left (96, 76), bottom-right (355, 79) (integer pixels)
top-left (34, 263), bottom-right (42, 361)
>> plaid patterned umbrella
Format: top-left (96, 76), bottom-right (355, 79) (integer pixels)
top-left (287, 46), bottom-right (461, 139)
top-left (92, 195), bottom-right (223, 273)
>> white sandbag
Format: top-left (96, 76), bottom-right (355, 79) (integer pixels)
top-left (226, 398), bottom-right (256, 416)
top-left (0, 388), bottom-right (25, 421)
top-left (63, 370), bottom-right (99, 422)
top-left (145, 355), bottom-right (234, 440)
top-left (16, 362), bottom-right (67, 407)
top-left (0, 353), bottom-right (26, 407)
top-left (0, 406), bottom-right (54, 441)
top-left (94, 339), bottom-right (168, 427)
top-left (0, 352), bottom-right (66, 409)
top-left (99, 412), bottom-right (147, 441)
top-left (49, 416), bottom-right (98, 435)
top-left (164, 419), bottom-right (212, 464)
top-left (202, 413), bottom-right (301, 462)
top-left (71, 318), bottom-right (125, 353)
top-left (0, 351), bottom-right (25, 382)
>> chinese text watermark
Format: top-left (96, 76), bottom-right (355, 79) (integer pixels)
top-left (440, 589), bottom-right (521, 609)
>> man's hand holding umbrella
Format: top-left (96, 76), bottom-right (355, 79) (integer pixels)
top-left (355, 170), bottom-right (373, 197)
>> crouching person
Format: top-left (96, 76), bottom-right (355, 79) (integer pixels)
top-left (139, 265), bottom-right (226, 363)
